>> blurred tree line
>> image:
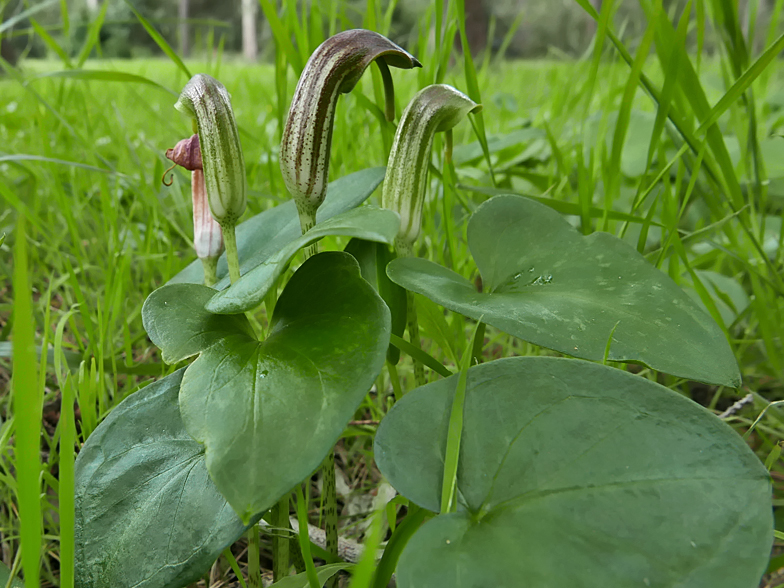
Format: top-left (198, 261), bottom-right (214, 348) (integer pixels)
top-left (1, 0), bottom-right (782, 63)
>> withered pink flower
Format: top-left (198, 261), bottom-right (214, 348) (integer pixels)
top-left (165, 134), bottom-right (224, 285)
top-left (191, 168), bottom-right (224, 261)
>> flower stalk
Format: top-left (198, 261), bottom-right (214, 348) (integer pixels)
top-left (248, 527), bottom-right (261, 588)
top-left (272, 496), bottom-right (290, 581)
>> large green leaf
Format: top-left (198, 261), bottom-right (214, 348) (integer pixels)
top-left (169, 167), bottom-right (385, 288)
top-left (387, 195), bottom-right (740, 386)
top-left (206, 206), bottom-right (399, 314)
top-left (374, 357), bottom-right (772, 588)
top-left (74, 369), bottom-right (254, 588)
top-left (175, 252), bottom-right (390, 522)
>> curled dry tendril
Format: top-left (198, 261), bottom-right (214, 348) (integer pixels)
top-left (161, 163), bottom-right (176, 186)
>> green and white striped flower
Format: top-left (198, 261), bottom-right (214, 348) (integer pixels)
top-left (280, 29), bottom-right (421, 233)
top-left (382, 84), bottom-right (482, 252)
top-left (175, 74), bottom-right (246, 229)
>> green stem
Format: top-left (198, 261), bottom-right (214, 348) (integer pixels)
top-left (296, 202), bottom-right (319, 258)
top-left (289, 534), bottom-right (307, 573)
top-left (441, 133), bottom-right (458, 271)
top-left (376, 58), bottom-right (396, 122)
top-left (294, 205), bottom-right (340, 582)
top-left (405, 289), bottom-right (426, 388)
top-left (263, 278), bottom-right (279, 337)
top-left (247, 527), bottom-right (261, 588)
top-left (371, 505), bottom-right (427, 588)
top-left (269, 202), bottom-right (322, 580)
top-left (272, 496), bottom-right (290, 581)
top-left (296, 485), bottom-right (321, 588)
top-left (295, 202), bottom-right (334, 579)
top-left (222, 221), bottom-right (241, 284)
top-left (471, 321), bottom-right (486, 364)
top-left (395, 240), bottom-right (426, 388)
top-left (201, 255), bottom-right (219, 287)
top-left (387, 360), bottom-right (403, 400)
top-left (59, 376), bottom-right (76, 588)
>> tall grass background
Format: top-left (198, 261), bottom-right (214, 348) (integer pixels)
top-left (1, 0), bottom-right (784, 584)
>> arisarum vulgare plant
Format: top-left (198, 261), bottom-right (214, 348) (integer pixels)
top-left (280, 29), bottom-right (421, 236)
top-left (71, 26), bottom-right (773, 588)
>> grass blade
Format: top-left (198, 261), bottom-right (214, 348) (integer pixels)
top-left (697, 32), bottom-right (784, 133)
top-left (58, 374), bottom-right (76, 588)
top-left (289, 0), bottom-right (309, 68)
top-left (347, 509), bottom-right (384, 588)
top-left (455, 0), bottom-right (495, 186)
top-left (459, 186), bottom-right (662, 226)
top-left (59, 0), bottom-right (71, 39)
top-left (259, 0), bottom-right (304, 74)
top-left (606, 15), bottom-right (656, 229)
top-left (389, 334), bottom-right (453, 379)
top-left (440, 318), bottom-right (483, 514)
top-left (75, 0), bottom-right (108, 67)
top-left (295, 485), bottom-right (320, 588)
top-left (126, 1), bottom-right (192, 78)
top-left (0, 154), bottom-right (118, 175)
top-left (624, 2), bottom-right (687, 227)
top-left (12, 216), bottom-right (42, 588)
top-left (28, 16), bottom-right (72, 67)
top-left (0, 55), bottom-right (115, 170)
top-left (28, 70), bottom-right (178, 96)
top-left (222, 548), bottom-right (249, 588)
top-left (371, 506), bottom-right (427, 588)
top-left (0, 0), bottom-right (59, 35)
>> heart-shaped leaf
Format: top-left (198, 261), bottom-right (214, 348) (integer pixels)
top-left (142, 284), bottom-right (255, 363)
top-left (206, 206), bottom-right (400, 314)
top-left (374, 357), bottom-right (772, 588)
top-left (169, 167), bottom-right (385, 288)
top-left (387, 195), bottom-right (740, 386)
top-left (178, 252), bottom-right (390, 522)
top-left (75, 369), bottom-right (255, 588)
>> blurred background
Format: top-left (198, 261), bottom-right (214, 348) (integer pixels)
top-left (3, 0), bottom-right (781, 65)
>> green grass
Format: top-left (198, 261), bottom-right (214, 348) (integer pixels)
top-left (2, 1), bottom-right (784, 584)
